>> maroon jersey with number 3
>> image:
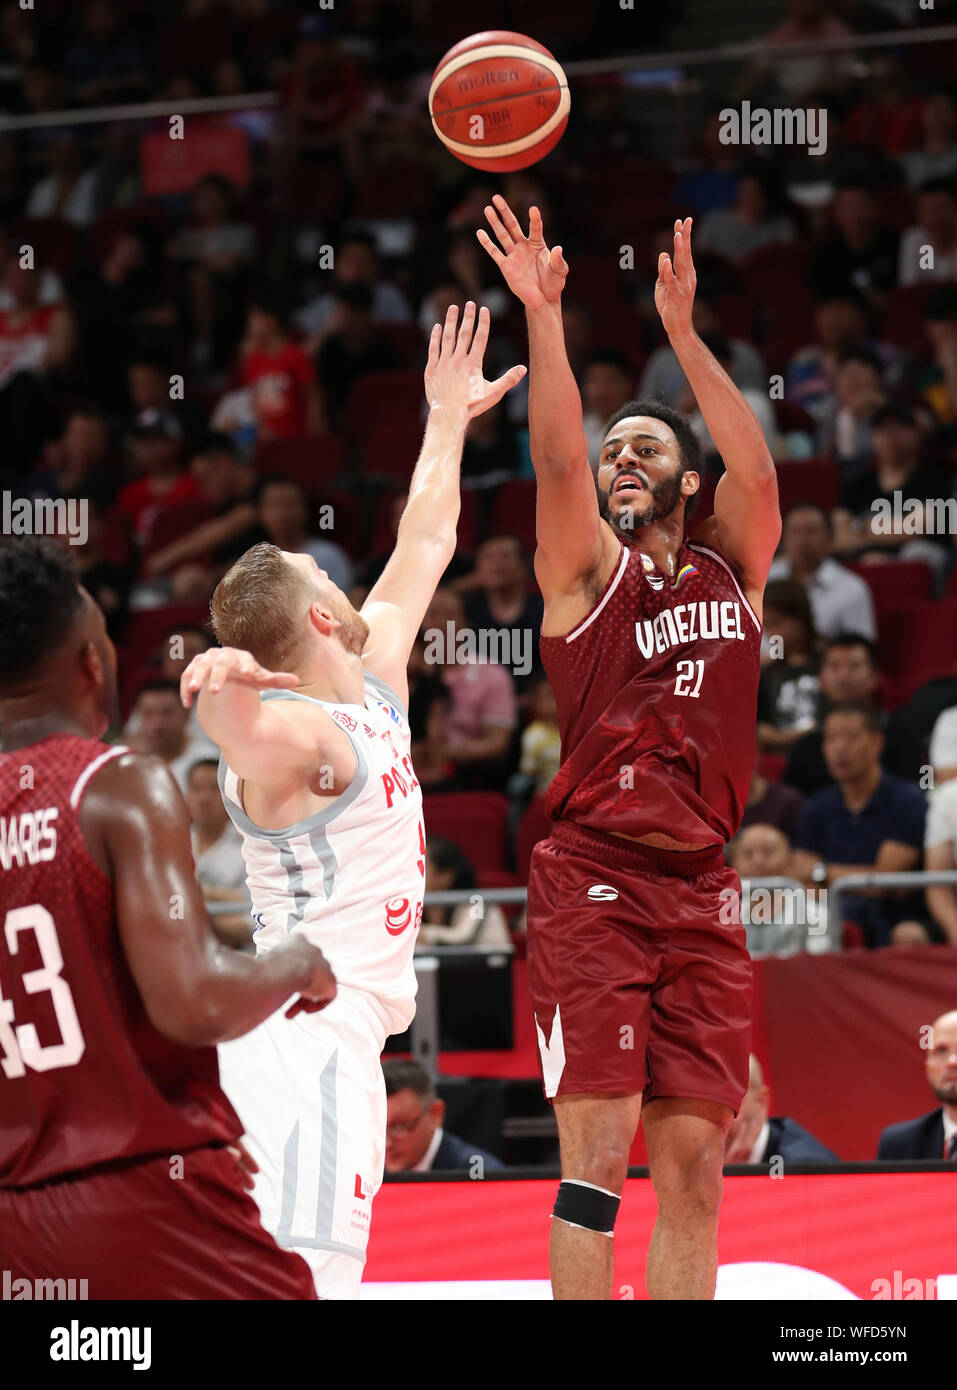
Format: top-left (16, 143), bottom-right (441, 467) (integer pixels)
top-left (0, 734), bottom-right (241, 1189)
top-left (541, 538), bottom-right (763, 846)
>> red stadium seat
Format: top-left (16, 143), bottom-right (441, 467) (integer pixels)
top-left (354, 159), bottom-right (435, 219)
top-left (317, 491), bottom-right (361, 561)
top-left (346, 371), bottom-right (424, 445)
top-left (566, 255), bottom-right (623, 305)
top-left (881, 284), bottom-right (957, 355)
top-left (140, 500), bottom-right (217, 567)
top-left (423, 793), bottom-right (509, 873)
top-left (511, 0), bottom-right (596, 43)
top-left (774, 459), bottom-right (838, 514)
top-left (744, 242), bottom-right (811, 302)
top-left (877, 600), bottom-right (957, 706)
top-left (13, 217), bottom-right (77, 279)
top-left (490, 479), bottom-right (537, 553)
top-left (362, 422), bottom-right (424, 481)
top-left (254, 435), bottom-right (346, 492)
top-left (375, 322), bottom-right (427, 368)
top-left (587, 305), bottom-right (647, 375)
top-left (424, 0), bottom-right (507, 49)
top-left (288, 163), bottom-right (348, 221)
top-left (366, 488), bottom-right (477, 559)
top-left (516, 793), bottom-right (553, 885)
top-left (710, 292), bottom-right (754, 342)
top-left (773, 397), bottom-right (816, 434)
top-left (845, 560), bottom-right (934, 612)
top-left (758, 753), bottom-right (787, 781)
top-left (120, 603), bottom-right (213, 669)
top-left (158, 15), bottom-right (236, 74)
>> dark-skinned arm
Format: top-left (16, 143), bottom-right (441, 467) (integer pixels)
top-left (80, 753), bottom-right (336, 1046)
top-left (657, 219), bottom-right (781, 601)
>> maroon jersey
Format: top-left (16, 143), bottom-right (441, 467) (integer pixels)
top-left (0, 734), bottom-right (241, 1188)
top-left (541, 538), bottom-right (762, 846)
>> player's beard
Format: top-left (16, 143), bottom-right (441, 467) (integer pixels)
top-left (329, 592), bottom-right (370, 656)
top-left (930, 1078), bottom-right (957, 1105)
top-left (596, 467), bottom-right (685, 536)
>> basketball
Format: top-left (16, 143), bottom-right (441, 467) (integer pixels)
top-left (429, 30), bottom-right (570, 172)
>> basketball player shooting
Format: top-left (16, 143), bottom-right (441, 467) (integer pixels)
top-left (0, 538), bottom-right (336, 1299)
top-left (179, 302), bottom-right (525, 1299)
top-left (478, 199), bottom-right (781, 1300)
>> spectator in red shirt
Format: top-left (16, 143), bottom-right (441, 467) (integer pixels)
top-left (113, 410), bottom-right (199, 542)
top-left (0, 260), bottom-right (74, 479)
top-left (239, 291), bottom-right (324, 440)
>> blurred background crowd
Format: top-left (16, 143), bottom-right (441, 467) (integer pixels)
top-left (5, 0), bottom-right (957, 982)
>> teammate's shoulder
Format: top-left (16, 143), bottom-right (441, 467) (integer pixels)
top-left (80, 747), bottom-right (187, 811)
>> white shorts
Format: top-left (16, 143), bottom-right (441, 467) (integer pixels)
top-left (218, 989), bottom-right (388, 1300)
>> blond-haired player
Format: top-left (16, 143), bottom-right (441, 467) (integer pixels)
top-left (180, 304), bottom-right (524, 1298)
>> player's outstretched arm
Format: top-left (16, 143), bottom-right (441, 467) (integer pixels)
top-left (80, 754), bottom-right (337, 1046)
top-left (656, 218), bottom-right (781, 599)
top-left (361, 301), bottom-right (525, 703)
top-left (478, 195), bottom-right (607, 593)
top-left (182, 646), bottom-right (350, 788)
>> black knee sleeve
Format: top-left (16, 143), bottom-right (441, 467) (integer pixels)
top-left (551, 1179), bottom-right (620, 1235)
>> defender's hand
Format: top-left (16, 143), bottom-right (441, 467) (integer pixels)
top-left (477, 196), bottom-right (568, 309)
top-left (655, 217), bottom-right (697, 340)
top-left (423, 301), bottom-right (526, 423)
top-left (180, 647), bottom-right (299, 707)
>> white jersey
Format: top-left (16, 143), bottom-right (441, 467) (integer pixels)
top-left (218, 670), bottom-right (424, 1035)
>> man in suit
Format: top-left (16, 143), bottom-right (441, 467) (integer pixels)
top-left (725, 1055), bottom-right (838, 1164)
top-left (877, 1010), bottom-right (957, 1160)
top-left (382, 1059), bottom-right (504, 1174)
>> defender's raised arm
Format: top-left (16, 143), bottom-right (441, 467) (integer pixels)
top-left (361, 300), bottom-right (525, 704)
top-left (478, 195), bottom-right (612, 600)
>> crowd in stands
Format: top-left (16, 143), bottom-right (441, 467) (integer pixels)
top-left (4, 0), bottom-right (957, 952)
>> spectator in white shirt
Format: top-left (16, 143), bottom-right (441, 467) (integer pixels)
top-left (417, 837), bottom-right (510, 949)
top-left (768, 502), bottom-right (876, 641)
top-left (929, 706), bottom-right (957, 785)
top-left (899, 180), bottom-right (957, 286)
top-left (925, 778), bottom-right (957, 944)
top-left (295, 230), bottom-right (411, 340)
top-left (900, 92), bottom-right (957, 191)
top-left (256, 474), bottom-right (353, 594)
top-left (186, 757), bottom-right (252, 950)
top-left (126, 678), bottom-right (218, 791)
top-left (25, 134), bottom-right (98, 228)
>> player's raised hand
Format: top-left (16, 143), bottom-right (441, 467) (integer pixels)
top-left (180, 647), bottom-right (300, 707)
top-left (655, 217), bottom-right (697, 340)
top-left (477, 195), bottom-right (568, 309)
top-left (424, 300), bottom-right (526, 422)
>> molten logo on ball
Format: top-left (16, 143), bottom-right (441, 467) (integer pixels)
top-left (429, 30), bottom-right (570, 172)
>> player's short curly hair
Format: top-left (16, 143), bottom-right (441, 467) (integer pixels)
top-left (0, 539), bottom-right (86, 690)
top-left (598, 398), bottom-right (702, 518)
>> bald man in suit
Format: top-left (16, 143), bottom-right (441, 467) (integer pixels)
top-left (878, 1010), bottom-right (957, 1161)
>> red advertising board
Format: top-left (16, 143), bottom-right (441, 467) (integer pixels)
top-left (363, 1173), bottom-right (957, 1300)
top-left (140, 122), bottom-right (250, 196)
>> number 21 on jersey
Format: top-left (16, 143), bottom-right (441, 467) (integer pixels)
top-left (674, 659), bottom-right (704, 698)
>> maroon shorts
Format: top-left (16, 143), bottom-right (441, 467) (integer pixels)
top-left (526, 821), bottom-right (752, 1112)
top-left (0, 1144), bottom-right (316, 1300)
